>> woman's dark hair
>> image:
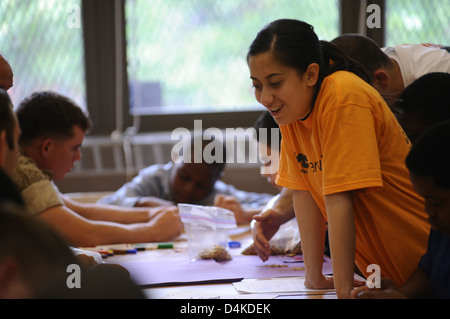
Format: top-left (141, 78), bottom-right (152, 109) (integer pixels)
top-left (406, 120), bottom-right (450, 189)
top-left (247, 19), bottom-right (370, 105)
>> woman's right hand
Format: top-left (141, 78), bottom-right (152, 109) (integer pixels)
top-left (251, 208), bottom-right (283, 261)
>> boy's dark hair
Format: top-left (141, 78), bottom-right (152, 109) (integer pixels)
top-left (395, 72), bottom-right (450, 124)
top-left (406, 120), bottom-right (450, 189)
top-left (0, 89), bottom-right (15, 149)
top-left (16, 91), bottom-right (92, 146)
top-left (331, 33), bottom-right (392, 83)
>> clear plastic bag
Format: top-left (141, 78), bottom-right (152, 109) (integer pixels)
top-left (266, 217), bottom-right (301, 254)
top-left (179, 203), bottom-right (237, 262)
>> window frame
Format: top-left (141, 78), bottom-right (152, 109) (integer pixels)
top-left (82, 0), bottom-right (385, 136)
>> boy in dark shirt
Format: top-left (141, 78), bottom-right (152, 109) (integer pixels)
top-left (353, 121), bottom-right (450, 299)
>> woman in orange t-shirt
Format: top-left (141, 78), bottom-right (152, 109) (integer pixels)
top-left (247, 19), bottom-right (429, 299)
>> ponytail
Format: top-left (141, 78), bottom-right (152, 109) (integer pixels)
top-left (319, 41), bottom-right (371, 85)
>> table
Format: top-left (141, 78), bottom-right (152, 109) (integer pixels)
top-left (102, 226), bottom-right (338, 300)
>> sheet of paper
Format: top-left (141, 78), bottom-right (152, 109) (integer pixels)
top-left (115, 257), bottom-right (243, 287)
top-left (160, 291), bottom-right (277, 299)
top-left (218, 255), bottom-right (305, 278)
top-left (218, 255), bottom-right (333, 279)
top-left (233, 277), bottom-right (335, 294)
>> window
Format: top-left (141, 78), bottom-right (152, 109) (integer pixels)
top-left (125, 0), bottom-right (339, 115)
top-left (385, 0), bottom-right (450, 46)
top-left (0, 0), bottom-right (86, 110)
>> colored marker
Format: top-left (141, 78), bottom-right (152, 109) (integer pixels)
top-left (135, 242), bottom-right (174, 250)
top-left (112, 248), bottom-right (138, 254)
top-left (228, 241), bottom-right (241, 248)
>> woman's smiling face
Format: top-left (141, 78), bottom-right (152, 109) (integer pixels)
top-left (249, 51), bottom-right (318, 126)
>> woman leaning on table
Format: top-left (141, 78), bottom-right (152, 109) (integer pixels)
top-left (247, 19), bottom-right (429, 299)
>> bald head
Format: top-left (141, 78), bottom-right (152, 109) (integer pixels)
top-left (331, 34), bottom-right (392, 82)
top-left (0, 55), bottom-right (13, 90)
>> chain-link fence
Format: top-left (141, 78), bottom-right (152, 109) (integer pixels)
top-left (0, 0), bottom-right (86, 110)
top-left (125, 0), bottom-right (339, 113)
top-left (386, 0), bottom-right (450, 46)
top-left (2, 0), bottom-right (447, 116)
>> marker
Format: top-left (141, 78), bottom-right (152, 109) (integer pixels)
top-left (228, 241), bottom-right (241, 248)
top-left (153, 243), bottom-right (174, 249)
top-left (112, 248), bottom-right (138, 254)
top-left (79, 247), bottom-right (114, 256)
top-left (94, 250), bottom-right (111, 255)
top-left (135, 242), bottom-right (174, 250)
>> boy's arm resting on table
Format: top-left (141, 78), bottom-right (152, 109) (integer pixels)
top-left (38, 203), bottom-right (182, 247)
top-left (134, 196), bottom-right (175, 208)
top-left (62, 194), bottom-right (176, 224)
top-left (214, 194), bottom-right (263, 225)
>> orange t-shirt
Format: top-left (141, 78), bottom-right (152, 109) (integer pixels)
top-left (276, 71), bottom-right (430, 286)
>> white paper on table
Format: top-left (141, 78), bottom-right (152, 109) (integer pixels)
top-left (233, 277), bottom-right (335, 295)
top-left (161, 291), bottom-right (277, 299)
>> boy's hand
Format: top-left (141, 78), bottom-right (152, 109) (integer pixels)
top-left (214, 194), bottom-right (248, 225)
top-left (351, 277), bottom-right (406, 299)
